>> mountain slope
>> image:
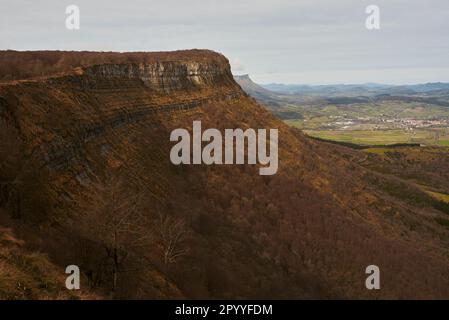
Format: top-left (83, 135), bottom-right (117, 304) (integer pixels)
top-left (234, 74), bottom-right (277, 100)
top-left (0, 216), bottom-right (96, 300)
top-left (0, 50), bottom-right (449, 299)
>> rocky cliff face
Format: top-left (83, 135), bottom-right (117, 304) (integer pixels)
top-left (1, 50), bottom-right (449, 299)
top-left (83, 61), bottom-right (229, 91)
top-left (0, 51), bottom-right (242, 179)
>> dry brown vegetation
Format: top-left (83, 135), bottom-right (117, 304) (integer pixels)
top-left (0, 50), bottom-right (448, 299)
top-left (0, 224), bottom-right (95, 299)
top-left (0, 50), bottom-right (228, 81)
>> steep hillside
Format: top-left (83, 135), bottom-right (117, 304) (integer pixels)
top-left (0, 214), bottom-right (95, 300)
top-left (234, 74), bottom-right (278, 102)
top-left (234, 74), bottom-right (303, 120)
top-left (1, 50), bottom-right (449, 299)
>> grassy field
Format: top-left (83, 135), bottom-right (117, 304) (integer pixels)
top-left (302, 129), bottom-right (449, 146)
top-left (413, 184), bottom-right (449, 204)
top-left (282, 100), bottom-right (449, 146)
top-left (283, 101), bottom-right (449, 124)
top-left (425, 190), bottom-right (449, 203)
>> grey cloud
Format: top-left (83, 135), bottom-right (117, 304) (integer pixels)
top-left (1, 0), bottom-right (448, 84)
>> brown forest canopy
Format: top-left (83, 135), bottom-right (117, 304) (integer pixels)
top-left (0, 49), bottom-right (229, 81)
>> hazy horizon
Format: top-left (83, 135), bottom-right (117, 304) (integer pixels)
top-left (234, 73), bottom-right (449, 86)
top-left (2, 0), bottom-right (449, 84)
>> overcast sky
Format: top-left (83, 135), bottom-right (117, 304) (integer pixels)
top-left (1, 0), bottom-right (449, 84)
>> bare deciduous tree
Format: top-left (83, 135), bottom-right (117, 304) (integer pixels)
top-left (0, 122), bottom-right (46, 220)
top-left (75, 173), bottom-right (153, 297)
top-left (157, 211), bottom-right (188, 266)
top-left (0, 122), bottom-right (23, 187)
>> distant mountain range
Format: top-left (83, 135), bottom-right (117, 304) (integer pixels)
top-left (234, 74), bottom-right (449, 111)
top-left (234, 74), bottom-right (449, 98)
top-left (262, 81), bottom-right (449, 97)
top-left (234, 73), bottom-right (449, 126)
top-left (233, 74), bottom-right (283, 107)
